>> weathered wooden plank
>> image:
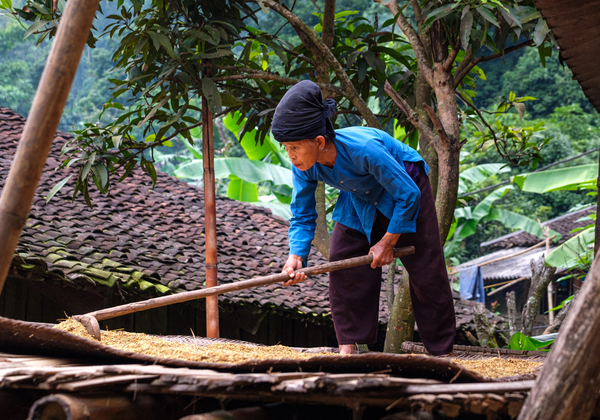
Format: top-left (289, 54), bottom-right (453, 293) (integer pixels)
top-left (403, 381), bottom-right (535, 395)
top-left (14, 279), bottom-right (29, 321)
top-left (150, 306), bottom-right (168, 336)
top-left (56, 374), bottom-right (158, 391)
top-left (267, 313), bottom-right (281, 346)
top-left (25, 284), bottom-right (43, 322)
top-left (2, 277), bottom-right (17, 319)
top-left (134, 307), bottom-right (152, 334)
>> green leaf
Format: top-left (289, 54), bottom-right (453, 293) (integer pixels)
top-left (91, 162), bottom-right (109, 192)
top-left (81, 152), bottom-right (96, 180)
top-left (533, 18), bottom-right (549, 46)
top-left (202, 77), bottom-right (222, 114)
top-left (546, 228), bottom-right (595, 269)
top-left (357, 58), bottom-right (368, 83)
top-left (508, 332), bottom-right (538, 351)
top-left (513, 164), bottom-right (599, 193)
top-left (182, 138), bottom-right (202, 160)
top-left (485, 208), bottom-right (558, 240)
top-left (226, 176), bottom-right (259, 202)
top-left (24, 20), bottom-right (49, 39)
top-left (460, 10), bottom-right (473, 50)
top-left (46, 175), bottom-right (72, 203)
top-left (460, 163), bottom-right (510, 185)
top-left (422, 4), bottom-right (456, 29)
top-left (477, 6), bottom-right (500, 28)
top-left (175, 157), bottom-right (293, 188)
top-left (252, 201), bottom-right (292, 220)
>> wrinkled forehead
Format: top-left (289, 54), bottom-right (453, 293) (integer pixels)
top-left (282, 138), bottom-right (314, 148)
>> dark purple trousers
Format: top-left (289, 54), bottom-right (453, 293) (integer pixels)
top-left (329, 161), bottom-right (456, 355)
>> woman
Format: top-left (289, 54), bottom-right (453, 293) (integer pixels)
top-left (272, 80), bottom-right (455, 355)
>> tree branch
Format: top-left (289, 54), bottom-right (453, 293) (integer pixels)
top-left (443, 39), bottom-right (460, 72)
top-left (322, 0), bottom-right (336, 49)
top-left (263, 0), bottom-right (381, 128)
top-left (410, 0), bottom-right (422, 26)
top-left (454, 40), bottom-right (534, 88)
top-left (375, 0), bottom-right (433, 87)
top-left (384, 80), bottom-right (436, 143)
top-left (422, 103), bottom-right (451, 149)
top-left (207, 64), bottom-right (344, 94)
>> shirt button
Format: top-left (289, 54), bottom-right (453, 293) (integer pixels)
top-left (366, 191), bottom-right (369, 194)
top-left (352, 189), bottom-right (356, 191)
top-left (340, 180), bottom-right (344, 184)
top-left (374, 202), bottom-right (378, 205)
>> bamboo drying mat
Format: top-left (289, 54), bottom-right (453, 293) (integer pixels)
top-left (401, 342), bottom-right (548, 360)
top-left (0, 316), bottom-right (485, 383)
top-left (401, 342), bottom-right (546, 382)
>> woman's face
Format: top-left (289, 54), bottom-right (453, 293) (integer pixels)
top-left (282, 139), bottom-right (319, 171)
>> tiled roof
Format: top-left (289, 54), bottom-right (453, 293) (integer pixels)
top-left (533, 0), bottom-right (600, 113)
top-left (0, 107), bottom-right (331, 320)
top-left (1, 107), bottom-right (497, 332)
top-left (456, 247), bottom-right (548, 282)
top-left (480, 206), bottom-right (595, 254)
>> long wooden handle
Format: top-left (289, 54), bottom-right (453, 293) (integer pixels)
top-left (86, 246), bottom-right (415, 322)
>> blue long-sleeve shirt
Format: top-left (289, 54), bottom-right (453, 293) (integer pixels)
top-left (289, 126), bottom-right (428, 261)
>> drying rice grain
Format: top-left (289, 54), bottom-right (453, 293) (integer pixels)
top-left (450, 357), bottom-right (543, 378)
top-left (54, 318), bottom-right (335, 363)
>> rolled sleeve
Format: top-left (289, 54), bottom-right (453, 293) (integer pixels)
top-left (289, 167), bottom-right (318, 263)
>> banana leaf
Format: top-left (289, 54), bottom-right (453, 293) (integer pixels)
top-left (253, 200), bottom-right (292, 220)
top-left (485, 208), bottom-right (560, 240)
top-left (513, 164), bottom-right (599, 193)
top-left (545, 227), bottom-right (595, 268)
top-left (174, 157), bottom-right (293, 188)
top-left (226, 176), bottom-right (259, 202)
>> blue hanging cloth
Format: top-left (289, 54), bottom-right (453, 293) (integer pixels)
top-left (459, 265), bottom-right (485, 304)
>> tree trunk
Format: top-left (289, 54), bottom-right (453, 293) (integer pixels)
top-left (313, 181), bottom-right (331, 259)
top-left (386, 258), bottom-right (397, 314)
top-left (434, 145), bottom-right (461, 244)
top-left (472, 303), bottom-right (498, 348)
top-left (517, 252), bottom-right (600, 420)
top-left (543, 291), bottom-right (579, 335)
top-left (595, 151), bottom-right (600, 256)
top-left (384, 268), bottom-right (415, 353)
top-left (430, 65), bottom-right (461, 244)
top-left (521, 257), bottom-right (556, 336)
top-left (415, 74), bottom-right (438, 201)
top-left (506, 291), bottom-right (518, 337)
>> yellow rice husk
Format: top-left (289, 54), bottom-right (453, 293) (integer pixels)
top-left (450, 357), bottom-right (543, 378)
top-left (54, 318), bottom-right (335, 363)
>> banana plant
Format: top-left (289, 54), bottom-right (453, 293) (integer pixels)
top-left (173, 112), bottom-right (293, 219)
top-left (513, 164), bottom-right (598, 268)
top-left (446, 163), bottom-right (558, 257)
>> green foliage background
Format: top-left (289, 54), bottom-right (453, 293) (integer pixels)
top-left (1, 0), bottom-right (598, 264)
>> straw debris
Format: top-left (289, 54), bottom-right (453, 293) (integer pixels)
top-left (54, 318), bottom-right (335, 363)
top-left (450, 357), bottom-right (543, 378)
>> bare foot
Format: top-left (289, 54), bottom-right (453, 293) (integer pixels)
top-left (339, 344), bottom-right (356, 354)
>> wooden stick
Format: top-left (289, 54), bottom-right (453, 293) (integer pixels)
top-left (83, 247), bottom-right (415, 322)
top-left (202, 72), bottom-right (219, 339)
top-left (0, 0), bottom-right (100, 295)
top-left (486, 276), bottom-right (528, 296)
top-left (448, 235), bottom-right (556, 276)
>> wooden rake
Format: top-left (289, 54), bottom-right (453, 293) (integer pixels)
top-left (73, 246), bottom-right (415, 340)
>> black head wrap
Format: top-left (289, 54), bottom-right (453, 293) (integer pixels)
top-left (272, 80), bottom-right (336, 142)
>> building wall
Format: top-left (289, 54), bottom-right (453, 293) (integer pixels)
top-left (0, 275), bottom-right (338, 348)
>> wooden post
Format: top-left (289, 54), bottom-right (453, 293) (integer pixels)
top-left (29, 394), bottom-right (163, 420)
top-left (518, 251), bottom-right (600, 420)
top-left (202, 82), bottom-right (219, 338)
top-left (0, 0), bottom-right (100, 296)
